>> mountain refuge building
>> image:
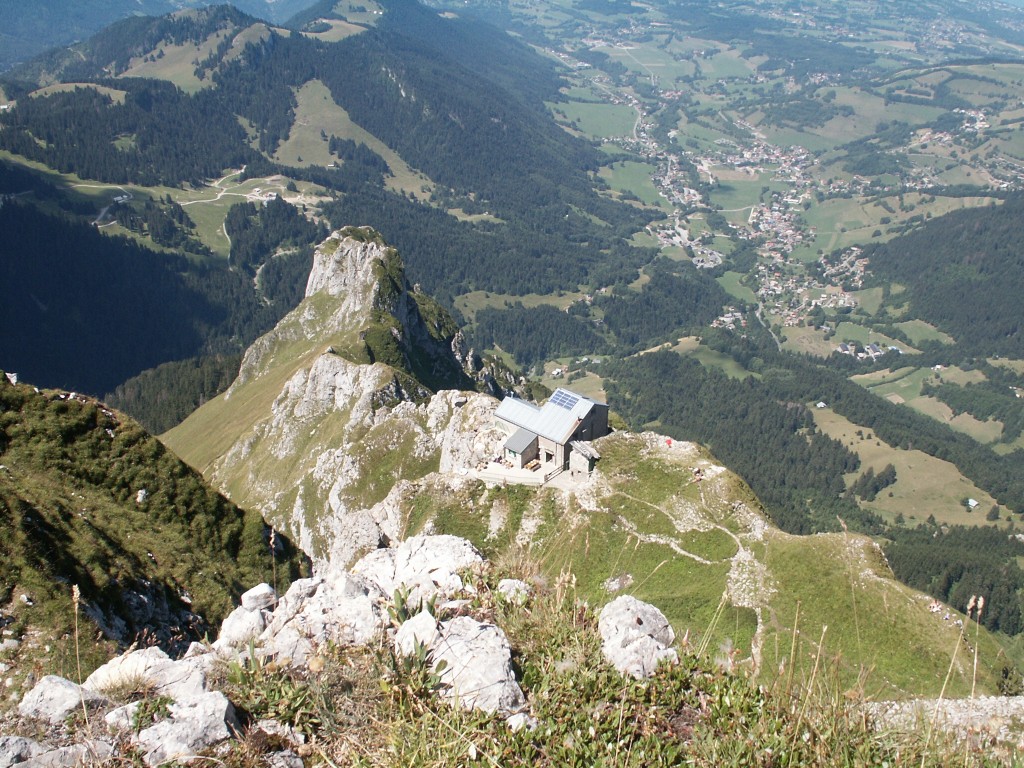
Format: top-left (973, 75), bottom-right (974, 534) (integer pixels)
top-left (494, 388), bottom-right (609, 474)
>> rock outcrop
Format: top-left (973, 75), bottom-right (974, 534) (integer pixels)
top-left (165, 229), bottom-right (514, 565)
top-left (7, 535), bottom-right (547, 762)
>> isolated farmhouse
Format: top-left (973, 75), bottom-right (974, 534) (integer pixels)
top-left (494, 388), bottom-right (609, 474)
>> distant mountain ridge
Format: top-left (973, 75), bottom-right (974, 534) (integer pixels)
top-left (0, 0), bottom-right (320, 71)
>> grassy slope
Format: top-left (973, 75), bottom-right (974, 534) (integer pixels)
top-left (405, 432), bottom-right (1004, 698)
top-left (813, 407), bottom-right (1002, 526)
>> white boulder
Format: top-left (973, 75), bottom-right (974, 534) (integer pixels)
top-left (432, 616), bottom-right (526, 716)
top-left (394, 610), bottom-right (440, 657)
top-left (18, 676), bottom-right (109, 725)
top-left (84, 647), bottom-right (169, 693)
top-left (0, 736), bottom-right (44, 768)
top-left (17, 741), bottom-right (112, 768)
top-left (84, 646), bottom-right (211, 702)
top-left (259, 573), bottom-right (384, 666)
top-left (214, 605), bottom-right (267, 651)
top-left (240, 583), bottom-right (277, 612)
top-left (352, 535), bottom-right (483, 604)
top-left (135, 691), bottom-right (239, 767)
top-left (598, 596), bottom-right (678, 678)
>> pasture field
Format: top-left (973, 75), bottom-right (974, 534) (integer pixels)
top-left (629, 230), bottom-right (661, 248)
top-left (851, 365), bottom-right (999, 442)
top-left (933, 366), bottom-right (986, 387)
top-left (30, 83), bottom-right (127, 104)
top-left (849, 286), bottom-right (886, 314)
top-left (799, 193), bottom-right (994, 260)
top-left (599, 160), bottom-right (670, 208)
top-left (906, 396), bottom-right (1004, 444)
top-left (117, 23), bottom-right (272, 93)
top-left (301, 19), bottom-right (366, 41)
top-left (332, 0), bottom-right (383, 26)
top-left (274, 80), bottom-right (433, 199)
top-left (812, 408), bottom-right (1000, 527)
top-left (671, 337), bottom-right (754, 379)
top-left (757, 127), bottom-right (837, 153)
top-left (853, 366), bottom-right (933, 402)
top-left (700, 50), bottom-right (756, 80)
top-left (553, 100), bottom-right (637, 139)
top-left (989, 358), bottom-right (1024, 375)
top-left (674, 114), bottom-right (730, 148)
top-left (592, 43), bottom-right (692, 84)
top-left (781, 326), bottom-right (835, 358)
top-left (454, 290), bottom-right (581, 322)
top-left (833, 322), bottom-right (908, 351)
top-left (117, 31), bottom-right (236, 93)
top-left (894, 319), bottom-right (954, 345)
top-left (715, 271), bottom-right (758, 303)
top-left (708, 174), bottom-right (779, 218)
top-left (989, 128), bottom-right (1024, 161)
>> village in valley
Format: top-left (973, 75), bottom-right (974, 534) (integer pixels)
top-left (540, 0), bottom-right (1024, 366)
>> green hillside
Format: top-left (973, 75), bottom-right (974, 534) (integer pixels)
top-left (0, 372), bottom-right (307, 693)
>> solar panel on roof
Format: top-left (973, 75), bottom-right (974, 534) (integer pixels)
top-left (550, 389), bottom-right (580, 410)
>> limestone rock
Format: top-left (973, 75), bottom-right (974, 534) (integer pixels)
top-left (17, 742), bottom-right (112, 768)
top-left (265, 750), bottom-right (304, 768)
top-left (84, 646), bottom-right (211, 702)
top-left (240, 583), bottom-right (277, 611)
top-left (394, 610), bottom-right (440, 657)
top-left (255, 719), bottom-right (306, 748)
top-left (259, 573), bottom-right (384, 666)
top-left (104, 702), bottom-right (141, 733)
top-left (213, 605), bottom-right (267, 651)
top-left (352, 535), bottom-right (483, 604)
top-left (84, 646), bottom-right (170, 693)
top-left (0, 736), bottom-right (44, 768)
top-left (598, 596), bottom-right (678, 678)
top-left (135, 691), bottom-right (239, 767)
top-left (18, 675), bottom-right (109, 725)
top-left (432, 616), bottom-right (526, 716)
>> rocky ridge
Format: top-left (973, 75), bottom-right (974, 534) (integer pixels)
top-left (165, 228), bottom-right (519, 564)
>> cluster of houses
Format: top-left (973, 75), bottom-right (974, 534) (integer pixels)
top-left (837, 341), bottom-right (900, 360)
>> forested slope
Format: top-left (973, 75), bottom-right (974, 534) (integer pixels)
top-left (864, 196), bottom-right (1024, 355)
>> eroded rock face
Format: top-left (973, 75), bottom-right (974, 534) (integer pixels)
top-left (598, 596), bottom-right (678, 679)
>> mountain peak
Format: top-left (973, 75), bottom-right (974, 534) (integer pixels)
top-left (230, 227), bottom-right (471, 397)
top-left (304, 226), bottom-right (394, 302)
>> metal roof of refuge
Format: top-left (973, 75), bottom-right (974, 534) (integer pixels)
top-left (495, 388), bottom-right (603, 444)
top-left (505, 427), bottom-right (537, 454)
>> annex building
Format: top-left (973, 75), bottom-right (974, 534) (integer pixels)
top-left (493, 388), bottom-right (609, 474)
